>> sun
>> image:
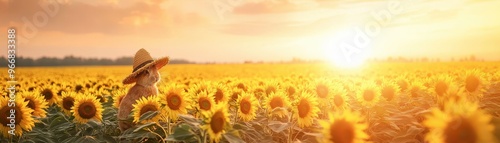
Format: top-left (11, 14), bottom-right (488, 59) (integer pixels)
top-left (321, 29), bottom-right (371, 69)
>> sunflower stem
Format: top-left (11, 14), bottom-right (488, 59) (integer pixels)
top-left (146, 128), bottom-right (164, 143)
top-left (288, 112), bottom-right (294, 143)
top-left (167, 117), bottom-right (171, 135)
top-left (156, 122), bottom-right (168, 143)
top-left (234, 106), bottom-right (239, 122)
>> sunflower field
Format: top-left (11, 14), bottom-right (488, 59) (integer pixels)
top-left (1, 62), bottom-right (500, 143)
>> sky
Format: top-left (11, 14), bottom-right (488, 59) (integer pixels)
top-left (1, 0), bottom-right (500, 63)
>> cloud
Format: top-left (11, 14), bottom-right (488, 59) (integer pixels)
top-left (218, 13), bottom-right (344, 37)
top-left (233, 0), bottom-right (316, 14)
top-left (1, 0), bottom-right (209, 37)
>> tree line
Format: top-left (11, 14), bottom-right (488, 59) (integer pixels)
top-left (0, 56), bottom-right (194, 67)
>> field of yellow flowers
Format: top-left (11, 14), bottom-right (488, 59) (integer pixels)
top-left (1, 62), bottom-right (500, 143)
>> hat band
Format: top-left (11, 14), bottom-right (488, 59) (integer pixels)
top-left (133, 60), bottom-right (153, 72)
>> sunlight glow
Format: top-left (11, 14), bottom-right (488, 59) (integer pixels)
top-left (321, 29), bottom-right (370, 69)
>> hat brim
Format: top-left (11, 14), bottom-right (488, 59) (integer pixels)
top-left (122, 57), bottom-right (169, 84)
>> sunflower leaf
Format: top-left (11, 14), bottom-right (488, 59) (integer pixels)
top-left (75, 136), bottom-right (99, 143)
top-left (85, 120), bottom-right (102, 129)
top-left (223, 131), bottom-right (245, 143)
top-left (179, 114), bottom-right (201, 126)
top-left (133, 122), bottom-right (157, 133)
top-left (270, 107), bottom-right (288, 115)
top-left (232, 122), bottom-right (249, 130)
top-left (61, 137), bottom-right (77, 143)
top-left (166, 124), bottom-right (196, 141)
top-left (268, 121), bottom-right (291, 133)
top-left (138, 111), bottom-right (159, 122)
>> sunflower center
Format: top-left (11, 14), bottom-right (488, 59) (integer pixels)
top-left (465, 75), bottom-right (480, 93)
top-left (63, 97), bottom-right (75, 111)
top-left (231, 92), bottom-right (240, 101)
top-left (333, 94), bottom-right (344, 107)
top-left (75, 85), bottom-right (83, 92)
top-left (329, 119), bottom-right (355, 143)
top-left (363, 90), bottom-right (375, 101)
top-left (97, 96), bottom-right (105, 103)
top-left (167, 93), bottom-right (182, 110)
top-left (139, 105), bottom-right (158, 116)
top-left (297, 99), bottom-right (311, 118)
top-left (287, 86), bottom-right (296, 96)
top-left (199, 98), bottom-right (211, 111)
top-left (266, 86), bottom-right (276, 95)
top-left (0, 106), bottom-right (22, 126)
top-left (210, 111), bottom-right (225, 134)
top-left (41, 88), bottom-right (54, 100)
top-left (214, 89), bottom-right (224, 103)
top-left (435, 81), bottom-right (448, 96)
top-left (25, 98), bottom-right (36, 110)
top-left (316, 85), bottom-right (329, 98)
top-left (237, 83), bottom-right (246, 91)
top-left (57, 89), bottom-right (65, 96)
top-left (78, 102), bottom-right (97, 119)
top-left (444, 117), bottom-right (477, 143)
top-left (410, 87), bottom-right (419, 98)
top-left (382, 86), bottom-right (395, 101)
top-left (270, 97), bottom-right (284, 109)
top-left (239, 99), bottom-right (251, 114)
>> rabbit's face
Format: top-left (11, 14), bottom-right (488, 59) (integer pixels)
top-left (136, 66), bottom-right (160, 86)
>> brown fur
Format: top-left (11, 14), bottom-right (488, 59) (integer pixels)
top-left (118, 66), bottom-right (160, 132)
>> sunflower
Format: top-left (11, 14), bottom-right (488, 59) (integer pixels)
top-left (436, 84), bottom-right (465, 110)
top-left (264, 91), bottom-right (291, 118)
top-left (462, 69), bottom-right (488, 100)
top-left (56, 87), bottom-right (69, 97)
top-left (39, 86), bottom-right (59, 106)
top-left (132, 96), bottom-right (163, 123)
top-left (160, 84), bottom-right (189, 121)
top-left (356, 82), bottom-right (381, 107)
top-left (195, 90), bottom-right (216, 117)
top-left (313, 79), bottom-right (331, 99)
top-left (0, 96), bottom-right (35, 137)
top-left (264, 81), bottom-right (280, 96)
top-left (213, 83), bottom-right (230, 104)
top-left (72, 94), bottom-right (103, 124)
top-left (94, 88), bottom-right (108, 103)
top-left (21, 91), bottom-right (48, 118)
top-left (233, 80), bottom-right (248, 92)
top-left (251, 85), bottom-right (266, 100)
top-left (423, 99), bottom-right (495, 143)
top-left (236, 92), bottom-right (259, 122)
top-left (59, 91), bottom-right (77, 115)
top-left (230, 88), bottom-right (243, 102)
top-left (431, 75), bottom-right (455, 97)
top-left (330, 83), bottom-right (348, 111)
top-left (397, 78), bottom-right (409, 92)
top-left (284, 83), bottom-right (298, 99)
top-left (112, 89), bottom-right (127, 108)
top-left (318, 110), bottom-right (369, 143)
top-left (190, 81), bottom-right (216, 96)
top-left (408, 81), bottom-right (425, 98)
top-left (380, 81), bottom-right (400, 101)
top-left (202, 103), bottom-right (230, 143)
top-left (293, 91), bottom-right (320, 128)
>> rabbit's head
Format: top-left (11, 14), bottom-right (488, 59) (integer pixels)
top-left (136, 66), bottom-right (160, 86)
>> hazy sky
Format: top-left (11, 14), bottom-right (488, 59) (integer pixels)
top-left (1, 0), bottom-right (500, 63)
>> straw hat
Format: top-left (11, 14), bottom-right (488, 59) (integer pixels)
top-left (122, 48), bottom-right (169, 84)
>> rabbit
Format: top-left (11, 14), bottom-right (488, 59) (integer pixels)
top-left (117, 66), bottom-right (160, 132)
